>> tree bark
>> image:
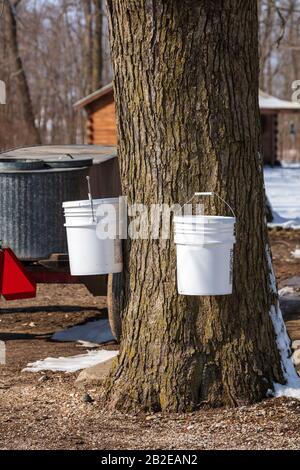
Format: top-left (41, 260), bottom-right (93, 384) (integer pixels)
top-left (4, 0), bottom-right (40, 145)
top-left (105, 0), bottom-right (286, 412)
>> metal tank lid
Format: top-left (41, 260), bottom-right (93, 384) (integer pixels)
top-left (45, 156), bottom-right (93, 168)
top-left (0, 159), bottom-right (46, 171)
top-left (0, 145), bottom-right (117, 165)
top-left (0, 156), bottom-right (93, 173)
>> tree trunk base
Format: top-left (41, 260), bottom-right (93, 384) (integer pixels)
top-left (104, 0), bottom-right (287, 413)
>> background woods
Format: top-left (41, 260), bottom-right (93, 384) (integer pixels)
top-left (1, 1), bottom-right (300, 155)
top-left (0, 0), bottom-right (111, 150)
top-left (259, 0), bottom-right (300, 160)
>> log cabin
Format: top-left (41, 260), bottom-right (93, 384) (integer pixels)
top-left (74, 83), bottom-right (116, 146)
top-left (259, 90), bottom-right (300, 165)
top-left (74, 85), bottom-right (300, 165)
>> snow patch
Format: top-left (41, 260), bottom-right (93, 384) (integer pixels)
top-left (52, 319), bottom-right (114, 345)
top-left (23, 349), bottom-right (119, 373)
top-left (259, 91), bottom-right (300, 111)
top-left (264, 165), bottom-right (300, 229)
top-left (291, 249), bottom-right (300, 259)
top-left (266, 245), bottom-right (300, 399)
top-left (278, 286), bottom-right (295, 297)
top-left (269, 303), bottom-right (300, 399)
top-left (269, 213), bottom-right (300, 230)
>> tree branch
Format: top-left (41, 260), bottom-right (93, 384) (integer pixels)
top-left (271, 0), bottom-right (287, 47)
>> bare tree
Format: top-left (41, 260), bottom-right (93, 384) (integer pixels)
top-left (3, 0), bottom-right (40, 144)
top-left (82, 0), bottom-right (93, 95)
top-left (92, 0), bottom-right (103, 90)
top-left (0, 0), bottom-right (111, 150)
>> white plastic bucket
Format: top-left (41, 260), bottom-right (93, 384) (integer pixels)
top-left (63, 198), bottom-right (123, 276)
top-left (174, 193), bottom-right (236, 296)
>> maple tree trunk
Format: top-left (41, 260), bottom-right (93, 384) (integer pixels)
top-left (105, 0), bottom-right (286, 411)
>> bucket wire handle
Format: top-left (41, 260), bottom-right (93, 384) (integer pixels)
top-left (86, 176), bottom-right (96, 222)
top-left (182, 192), bottom-right (236, 218)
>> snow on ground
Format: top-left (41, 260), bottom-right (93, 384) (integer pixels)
top-left (270, 303), bottom-right (300, 399)
top-left (22, 320), bottom-right (117, 373)
top-left (23, 349), bottom-right (119, 373)
top-left (278, 286), bottom-right (295, 297)
top-left (52, 319), bottom-right (114, 345)
top-left (264, 163), bottom-right (300, 229)
top-left (291, 248), bottom-right (300, 259)
top-left (267, 245), bottom-right (300, 399)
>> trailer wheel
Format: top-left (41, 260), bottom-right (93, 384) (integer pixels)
top-left (107, 272), bottom-right (123, 342)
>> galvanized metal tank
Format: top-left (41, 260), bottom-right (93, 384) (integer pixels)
top-left (0, 159), bottom-right (89, 260)
top-left (0, 146), bottom-right (119, 261)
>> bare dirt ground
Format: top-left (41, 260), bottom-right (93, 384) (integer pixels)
top-left (0, 229), bottom-right (300, 450)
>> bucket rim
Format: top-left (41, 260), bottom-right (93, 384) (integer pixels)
top-left (174, 229), bottom-right (235, 234)
top-left (63, 197), bottom-right (120, 208)
top-left (64, 209), bottom-right (120, 214)
top-left (174, 215), bottom-right (236, 223)
top-left (64, 223), bottom-right (98, 227)
top-left (174, 239), bottom-right (236, 246)
top-left (64, 219), bottom-right (119, 226)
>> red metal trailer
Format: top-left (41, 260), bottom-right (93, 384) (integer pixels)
top-left (0, 145), bottom-right (123, 341)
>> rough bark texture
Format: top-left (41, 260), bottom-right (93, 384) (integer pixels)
top-left (105, 0), bottom-right (285, 412)
top-left (107, 272), bottom-right (123, 342)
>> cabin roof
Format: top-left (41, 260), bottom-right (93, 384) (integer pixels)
top-left (74, 84), bottom-right (300, 113)
top-left (74, 83), bottom-right (113, 110)
top-left (259, 90), bottom-right (300, 112)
